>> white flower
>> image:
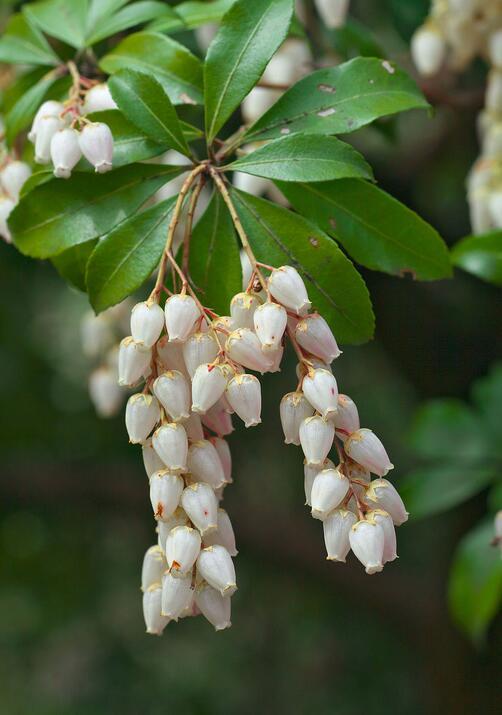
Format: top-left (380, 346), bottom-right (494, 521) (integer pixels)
top-left (299, 415), bottom-right (335, 466)
top-left (0, 195), bottom-right (16, 243)
top-left (143, 585), bottom-right (169, 635)
top-left (304, 458), bottom-right (335, 506)
top-left (0, 160), bottom-right (31, 200)
top-left (125, 393), bottom-right (160, 444)
top-left (182, 331), bottom-right (220, 377)
top-left (142, 437), bottom-right (165, 478)
top-left (28, 100), bottom-right (64, 143)
top-left (50, 127), bottom-right (82, 178)
top-left (118, 336), bottom-right (151, 387)
top-left (263, 344), bottom-right (284, 373)
top-left (35, 115), bottom-right (63, 164)
top-left (201, 403), bottom-right (234, 437)
top-left (230, 291), bottom-right (262, 330)
top-left (161, 571), bottom-right (192, 620)
top-left (267, 266), bottom-right (311, 316)
top-left (365, 478), bottom-right (408, 526)
top-left (295, 314), bottom-right (341, 363)
top-left (187, 440), bottom-right (226, 489)
top-left (79, 121), bottom-right (114, 173)
top-left (367, 509), bottom-right (398, 563)
top-left (204, 508), bottom-right (238, 556)
top-left (88, 366), bottom-right (124, 418)
top-left (152, 423), bottom-right (188, 472)
top-left (302, 368), bottom-right (338, 419)
top-left (349, 519), bottom-right (385, 574)
top-left (164, 294), bottom-right (200, 342)
top-left (130, 301), bottom-right (165, 348)
top-left (209, 437), bottom-right (232, 483)
top-left (157, 336), bottom-right (189, 376)
top-left (344, 428), bottom-right (394, 477)
top-left (225, 328), bottom-right (273, 372)
top-left (165, 525), bottom-right (201, 574)
top-left (83, 82), bottom-right (117, 113)
top-left (192, 364), bottom-right (228, 414)
top-left (310, 467), bottom-right (350, 520)
top-left (280, 391), bottom-right (315, 445)
top-left (149, 470), bottom-right (184, 520)
top-left (195, 583), bottom-right (232, 631)
top-left (323, 509), bottom-right (357, 562)
top-left (152, 370), bottom-right (191, 423)
top-left (184, 412), bottom-right (205, 441)
top-left (253, 302), bottom-right (287, 351)
top-left (333, 394), bottom-right (360, 439)
top-left (181, 482), bottom-right (219, 535)
top-left (141, 545), bottom-right (167, 591)
top-left (196, 545), bottom-right (236, 596)
top-left (411, 25), bottom-right (446, 77)
top-left (156, 508), bottom-right (189, 551)
top-left (225, 374), bottom-right (261, 427)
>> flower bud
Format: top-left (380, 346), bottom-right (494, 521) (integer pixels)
top-left (192, 364), bottom-right (228, 413)
top-left (314, 0), bottom-right (349, 28)
top-left (304, 458), bottom-right (335, 506)
top-left (202, 404), bottom-right (234, 437)
top-left (125, 393), bottom-right (160, 444)
top-left (299, 415), bottom-right (335, 466)
top-left (130, 300), bottom-right (164, 347)
top-left (35, 115), bottom-right (63, 164)
top-left (280, 392), bottom-right (315, 445)
top-left (344, 429), bottom-right (393, 477)
top-left (88, 366), bottom-right (123, 418)
top-left (411, 26), bottom-right (445, 77)
top-left (323, 509), bottom-right (357, 561)
top-left (142, 437), bottom-right (165, 478)
top-left (50, 127), bottom-right (82, 178)
top-left (152, 423), bottom-right (188, 472)
top-left (153, 370), bottom-right (190, 422)
top-left (184, 412), bottom-right (205, 441)
top-left (188, 440), bottom-right (226, 488)
top-left (367, 509), bottom-right (397, 563)
top-left (0, 195), bottom-right (15, 243)
top-left (181, 482), bottom-right (219, 535)
top-left (79, 121), bottom-right (113, 173)
top-left (141, 545), bottom-right (167, 591)
top-left (28, 100), bottom-right (64, 143)
top-left (230, 292), bottom-right (262, 330)
top-left (311, 467), bottom-right (350, 520)
top-left (349, 519), bottom-right (385, 574)
top-left (333, 394), bottom-right (359, 439)
top-left (161, 571), bottom-right (192, 620)
top-left (165, 525), bottom-right (201, 574)
top-left (157, 507), bottom-right (190, 551)
top-left (0, 160), bottom-right (31, 200)
top-left (302, 368), bottom-right (338, 419)
top-left (165, 294), bottom-right (200, 343)
top-left (225, 328), bottom-right (272, 372)
top-left (118, 336), bottom-right (151, 386)
top-left (156, 336), bottom-right (188, 376)
top-left (263, 345), bottom-right (284, 373)
top-left (209, 437), bottom-right (232, 483)
top-left (195, 583), bottom-right (231, 630)
top-left (149, 470), bottom-right (184, 520)
top-left (295, 314), bottom-right (341, 363)
top-left (268, 266), bottom-right (311, 316)
top-left (365, 478), bottom-right (408, 526)
top-left (182, 331), bottom-right (220, 377)
top-left (143, 584), bottom-right (169, 635)
top-left (225, 374), bottom-right (261, 427)
top-left (253, 301), bottom-right (287, 351)
top-left (83, 82), bottom-right (117, 113)
top-left (196, 545), bottom-right (236, 596)
top-left (204, 508), bottom-right (237, 556)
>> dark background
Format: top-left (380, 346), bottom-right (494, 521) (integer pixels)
top-left (0, 0), bottom-right (501, 713)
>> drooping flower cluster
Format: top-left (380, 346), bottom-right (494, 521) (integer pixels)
top-left (411, 0), bottom-right (502, 232)
top-left (28, 78), bottom-right (116, 179)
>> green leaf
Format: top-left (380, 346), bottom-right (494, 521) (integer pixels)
top-left (278, 179), bottom-right (452, 279)
top-left (204, 0), bottom-right (294, 142)
top-left (23, 0), bottom-right (89, 49)
top-left (448, 518), bottom-right (502, 644)
top-left (400, 465), bottom-right (496, 520)
top-left (471, 363), bottom-right (502, 449)
top-left (87, 0), bottom-right (129, 29)
top-left (86, 1), bottom-right (177, 45)
top-left (228, 135), bottom-right (372, 182)
top-left (149, 0), bottom-right (237, 31)
top-left (188, 191), bottom-right (242, 314)
top-left (231, 189), bottom-right (374, 344)
top-left (10, 164), bottom-right (185, 259)
top-left (5, 71), bottom-right (65, 146)
top-left (100, 31), bottom-right (203, 105)
top-left (451, 232), bottom-right (502, 287)
top-left (87, 198), bottom-right (176, 312)
top-left (108, 70), bottom-right (190, 157)
top-left (0, 13), bottom-right (59, 66)
top-left (245, 57), bottom-right (429, 142)
top-left (52, 239), bottom-right (98, 291)
top-left (410, 399), bottom-right (489, 462)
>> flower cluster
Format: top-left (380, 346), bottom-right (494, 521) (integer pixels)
top-left (28, 76), bottom-right (116, 180)
top-left (411, 0), bottom-right (502, 233)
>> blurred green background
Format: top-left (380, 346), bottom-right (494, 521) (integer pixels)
top-left (0, 0), bottom-right (501, 714)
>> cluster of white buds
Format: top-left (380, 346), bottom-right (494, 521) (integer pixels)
top-left (81, 300), bottom-right (131, 418)
top-left (0, 157), bottom-right (31, 243)
top-left (28, 78), bottom-right (116, 179)
top-left (411, 1), bottom-right (502, 233)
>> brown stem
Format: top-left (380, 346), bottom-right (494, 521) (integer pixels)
top-left (182, 174), bottom-right (205, 277)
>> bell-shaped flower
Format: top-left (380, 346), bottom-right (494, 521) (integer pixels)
top-left (118, 336), bottom-right (151, 387)
top-left (349, 519), bottom-right (385, 574)
top-left (267, 266), bottom-right (311, 315)
top-left (165, 525), bottom-right (201, 574)
top-left (230, 291), bottom-right (262, 330)
top-left (181, 482), bottom-right (219, 535)
top-left (130, 300), bottom-right (164, 348)
top-left (225, 374), bottom-right (261, 427)
top-left (125, 393), bottom-right (160, 443)
top-left (253, 301), bottom-right (287, 351)
top-left (143, 584), bottom-right (169, 635)
top-left (204, 508), bottom-right (238, 556)
top-left (333, 394), bottom-right (359, 439)
top-left (295, 313), bottom-right (341, 363)
top-left (50, 127), bottom-right (82, 178)
top-left (299, 415), bottom-right (334, 466)
top-left (225, 328), bottom-right (273, 373)
top-left (196, 545), bottom-right (236, 596)
top-left (161, 571), bottom-right (192, 621)
top-left (141, 544), bottom-right (167, 591)
top-left (182, 331), bottom-right (220, 377)
top-left (310, 467), bottom-right (350, 520)
top-left (164, 294), bottom-right (200, 343)
top-left (280, 391), bottom-right (315, 445)
top-left (79, 121), bottom-right (113, 173)
top-left (195, 583), bottom-right (232, 630)
top-left (323, 509), bottom-right (357, 561)
top-left (365, 478), bottom-right (408, 526)
top-left (187, 440), bottom-right (226, 488)
top-left (153, 370), bottom-right (190, 423)
top-left (192, 363), bottom-right (228, 414)
top-left (149, 469), bottom-right (184, 520)
top-left (344, 428), bottom-right (394, 477)
top-left (302, 368), bottom-right (338, 419)
top-left (152, 423), bottom-right (188, 472)
top-left (0, 160), bottom-right (31, 200)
